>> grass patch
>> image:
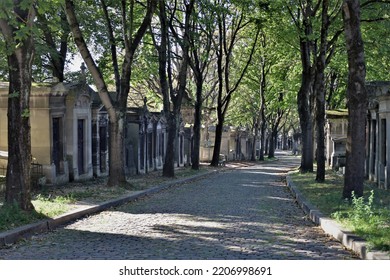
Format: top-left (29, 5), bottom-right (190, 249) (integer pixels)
top-left (290, 170), bottom-right (390, 252)
top-left (0, 166), bottom-right (213, 232)
top-left (32, 194), bottom-right (76, 218)
top-left (0, 203), bottom-right (47, 231)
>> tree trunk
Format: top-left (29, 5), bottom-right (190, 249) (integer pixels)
top-left (298, 47), bottom-right (314, 172)
top-left (0, 2), bottom-right (36, 210)
top-left (5, 52), bottom-right (35, 211)
top-left (316, 72), bottom-right (326, 182)
top-left (268, 130), bottom-right (277, 158)
top-left (342, 0), bottom-right (367, 199)
top-left (163, 113), bottom-right (177, 177)
top-left (259, 121), bottom-right (266, 161)
top-left (107, 115), bottom-right (126, 186)
top-left (293, 3), bottom-right (316, 173)
top-left (191, 80), bottom-right (203, 170)
top-left (265, 135), bottom-right (269, 155)
top-left (160, 0), bottom-right (194, 177)
top-left (259, 68), bottom-right (267, 161)
top-left (315, 0), bottom-right (329, 182)
top-left (210, 119), bottom-right (224, 166)
top-left (251, 120), bottom-right (259, 161)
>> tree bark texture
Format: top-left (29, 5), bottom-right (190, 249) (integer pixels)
top-left (191, 80), bottom-right (203, 170)
top-left (315, 0), bottom-right (329, 182)
top-left (211, 120), bottom-right (225, 166)
top-left (259, 69), bottom-right (267, 161)
top-left (342, 0), bottom-right (367, 199)
top-left (268, 130), bottom-right (277, 159)
top-left (107, 115), bottom-right (126, 186)
top-left (163, 113), bottom-right (177, 177)
top-left (0, 2), bottom-right (36, 210)
top-left (251, 121), bottom-right (259, 161)
top-left (298, 38), bottom-right (314, 173)
top-left (259, 120), bottom-right (266, 161)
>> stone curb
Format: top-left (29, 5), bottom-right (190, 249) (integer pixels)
top-left (0, 169), bottom-right (219, 248)
top-left (286, 171), bottom-right (390, 260)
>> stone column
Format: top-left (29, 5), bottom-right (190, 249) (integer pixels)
top-left (368, 113), bottom-right (376, 181)
top-left (386, 114), bottom-right (390, 189)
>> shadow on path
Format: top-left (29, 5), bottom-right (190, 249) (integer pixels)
top-left (0, 151), bottom-right (357, 260)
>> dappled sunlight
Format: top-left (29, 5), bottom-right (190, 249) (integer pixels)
top-left (51, 207), bottom-right (355, 260)
top-left (241, 170), bottom-right (287, 176)
top-left (65, 211), bottom-right (229, 243)
top-left (0, 152), bottom-right (357, 260)
top-left (241, 183), bottom-right (269, 188)
top-left (264, 196), bottom-right (294, 202)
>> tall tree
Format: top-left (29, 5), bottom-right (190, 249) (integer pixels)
top-left (153, 0), bottom-right (194, 177)
top-left (0, 0), bottom-right (36, 210)
top-left (342, 0), bottom-right (367, 199)
top-left (313, 1), bottom-right (344, 182)
top-left (210, 0), bottom-right (260, 166)
top-left (65, 0), bottom-right (157, 186)
top-left (313, 0), bottom-right (329, 182)
top-left (228, 11), bottom-right (299, 162)
top-left (188, 0), bottom-right (217, 170)
top-left (287, 1), bottom-right (318, 173)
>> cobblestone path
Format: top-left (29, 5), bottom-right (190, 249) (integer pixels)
top-left (0, 153), bottom-right (357, 259)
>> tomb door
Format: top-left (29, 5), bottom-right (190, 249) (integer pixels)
top-left (52, 117), bottom-right (63, 174)
top-left (78, 119), bottom-right (85, 174)
top-left (99, 125), bottom-right (107, 172)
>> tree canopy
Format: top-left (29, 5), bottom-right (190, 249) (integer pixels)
top-left (1, 0), bottom-right (390, 207)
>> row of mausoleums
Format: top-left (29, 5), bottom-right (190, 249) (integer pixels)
top-left (0, 80), bottom-right (191, 185)
top-left (325, 81), bottom-right (390, 189)
top-left (0, 79), bottom-right (262, 186)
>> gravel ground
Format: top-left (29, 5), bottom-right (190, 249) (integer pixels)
top-left (0, 153), bottom-right (358, 260)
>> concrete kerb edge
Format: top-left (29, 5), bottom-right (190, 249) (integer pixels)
top-left (0, 168), bottom-right (220, 248)
top-left (286, 171), bottom-right (390, 260)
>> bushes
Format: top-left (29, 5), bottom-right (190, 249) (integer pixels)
top-left (338, 190), bottom-right (390, 251)
top-left (291, 170), bottom-right (390, 252)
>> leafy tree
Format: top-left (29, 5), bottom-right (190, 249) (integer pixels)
top-left (34, 5), bottom-right (70, 82)
top-left (209, 0), bottom-right (260, 167)
top-left (313, 0), bottom-right (345, 182)
top-left (153, 0), bottom-right (194, 177)
top-left (361, 0), bottom-right (390, 81)
top-left (228, 22), bottom-right (299, 161)
top-left (0, 0), bottom-right (36, 210)
top-left (188, 0), bottom-right (217, 170)
top-left (65, 0), bottom-right (157, 186)
top-left (285, 0), bottom-right (323, 174)
top-left (130, 0), bottom-right (200, 175)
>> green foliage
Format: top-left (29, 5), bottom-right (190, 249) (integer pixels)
top-left (337, 190), bottom-right (390, 251)
top-left (32, 194), bottom-right (74, 217)
top-left (8, 91), bottom-right (20, 98)
top-left (21, 108), bottom-right (30, 118)
top-left (348, 190), bottom-right (376, 224)
top-left (361, 1), bottom-right (390, 81)
top-left (227, 4), bottom-right (300, 128)
top-left (0, 203), bottom-right (46, 231)
top-left (291, 170), bottom-right (390, 252)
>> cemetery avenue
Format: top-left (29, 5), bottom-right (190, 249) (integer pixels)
top-left (0, 152), bottom-right (358, 260)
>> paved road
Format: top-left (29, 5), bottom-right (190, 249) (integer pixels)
top-left (0, 153), bottom-right (357, 259)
